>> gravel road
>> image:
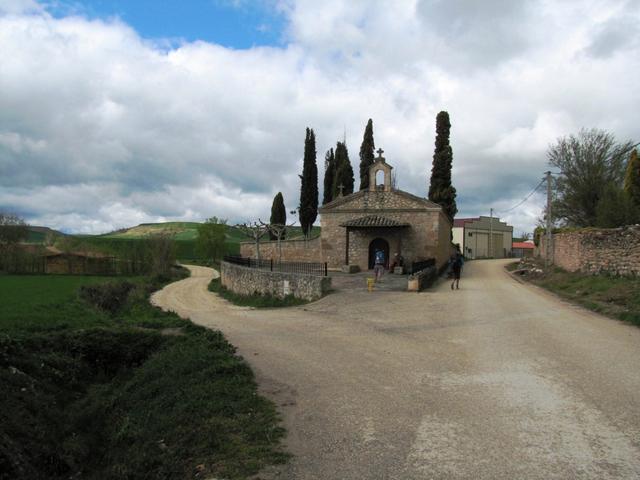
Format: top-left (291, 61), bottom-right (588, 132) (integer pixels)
top-left (151, 260), bottom-right (640, 479)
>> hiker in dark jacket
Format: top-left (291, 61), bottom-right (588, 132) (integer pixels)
top-left (451, 252), bottom-right (463, 290)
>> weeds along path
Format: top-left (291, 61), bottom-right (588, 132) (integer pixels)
top-left (152, 261), bottom-right (640, 480)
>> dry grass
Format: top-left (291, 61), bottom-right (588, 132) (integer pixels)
top-left (508, 258), bottom-right (640, 326)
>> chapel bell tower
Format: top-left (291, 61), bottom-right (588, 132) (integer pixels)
top-left (368, 148), bottom-right (393, 192)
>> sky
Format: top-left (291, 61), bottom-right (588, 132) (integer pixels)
top-left (1, 0), bottom-right (639, 235)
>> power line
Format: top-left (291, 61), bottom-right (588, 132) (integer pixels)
top-left (495, 177), bottom-right (546, 214)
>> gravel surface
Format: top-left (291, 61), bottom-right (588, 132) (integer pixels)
top-left (151, 260), bottom-right (640, 479)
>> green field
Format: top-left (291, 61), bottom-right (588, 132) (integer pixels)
top-left (28, 222), bottom-right (321, 262)
top-left (0, 273), bottom-right (287, 479)
top-left (0, 275), bottom-right (143, 332)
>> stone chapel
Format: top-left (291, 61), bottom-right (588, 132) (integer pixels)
top-left (241, 149), bottom-right (454, 272)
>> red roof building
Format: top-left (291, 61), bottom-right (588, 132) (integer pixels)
top-left (512, 241), bottom-right (535, 258)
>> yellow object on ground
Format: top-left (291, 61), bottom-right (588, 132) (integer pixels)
top-left (367, 278), bottom-right (375, 292)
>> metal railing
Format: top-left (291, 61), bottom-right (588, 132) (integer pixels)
top-left (409, 258), bottom-right (436, 275)
top-left (223, 255), bottom-right (328, 276)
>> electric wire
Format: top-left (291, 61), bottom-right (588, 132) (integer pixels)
top-left (495, 178), bottom-right (546, 214)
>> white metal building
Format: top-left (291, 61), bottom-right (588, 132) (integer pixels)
top-left (452, 216), bottom-right (514, 259)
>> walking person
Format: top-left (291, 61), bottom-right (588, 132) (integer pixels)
top-left (451, 251), bottom-right (463, 290)
top-left (374, 248), bottom-right (385, 282)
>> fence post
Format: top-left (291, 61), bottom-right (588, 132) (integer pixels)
top-left (270, 258), bottom-right (273, 271)
top-left (324, 262), bottom-right (328, 277)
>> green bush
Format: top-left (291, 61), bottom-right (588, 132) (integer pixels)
top-left (79, 281), bottom-right (136, 314)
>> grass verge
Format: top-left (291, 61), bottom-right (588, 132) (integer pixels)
top-left (0, 271), bottom-right (288, 479)
top-left (208, 277), bottom-right (308, 308)
top-left (508, 258), bottom-right (640, 326)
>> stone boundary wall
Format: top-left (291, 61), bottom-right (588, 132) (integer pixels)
top-left (538, 226), bottom-right (640, 276)
top-left (407, 266), bottom-right (438, 292)
top-left (239, 237), bottom-right (323, 264)
top-left (221, 261), bottom-right (331, 301)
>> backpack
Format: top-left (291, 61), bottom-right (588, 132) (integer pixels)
top-left (375, 250), bottom-right (385, 264)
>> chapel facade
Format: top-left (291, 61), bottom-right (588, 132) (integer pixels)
top-left (318, 150), bottom-right (452, 270)
top-left (240, 150), bottom-right (453, 271)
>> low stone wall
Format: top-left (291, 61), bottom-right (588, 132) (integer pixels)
top-left (539, 226), bottom-right (640, 276)
top-left (239, 237), bottom-right (323, 264)
top-left (407, 266), bottom-right (438, 292)
top-left (221, 261), bottom-right (331, 301)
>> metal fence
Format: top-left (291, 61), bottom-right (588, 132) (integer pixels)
top-left (409, 258), bottom-right (436, 275)
top-left (223, 255), bottom-right (328, 276)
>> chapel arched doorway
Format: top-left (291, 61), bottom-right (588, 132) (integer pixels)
top-left (368, 238), bottom-right (390, 269)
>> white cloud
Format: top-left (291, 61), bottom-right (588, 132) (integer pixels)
top-left (0, 0), bottom-right (639, 235)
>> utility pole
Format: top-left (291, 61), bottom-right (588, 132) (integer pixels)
top-left (545, 171), bottom-right (552, 269)
top-left (489, 207), bottom-right (493, 258)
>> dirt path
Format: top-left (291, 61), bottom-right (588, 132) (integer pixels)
top-left (151, 261), bottom-right (640, 479)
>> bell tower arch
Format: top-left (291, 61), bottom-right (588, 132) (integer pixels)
top-left (369, 148), bottom-right (393, 192)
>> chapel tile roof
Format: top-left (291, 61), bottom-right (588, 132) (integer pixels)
top-left (340, 215), bottom-right (410, 228)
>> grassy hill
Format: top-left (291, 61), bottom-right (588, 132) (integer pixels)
top-left (102, 222), bottom-right (320, 242)
top-left (101, 222), bottom-right (201, 241)
top-left (25, 226), bottom-right (65, 244)
top-left (24, 222), bottom-right (321, 262)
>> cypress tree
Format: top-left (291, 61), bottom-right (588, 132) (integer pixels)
top-left (269, 192), bottom-right (286, 240)
top-left (428, 111), bottom-right (458, 222)
top-left (624, 149), bottom-right (640, 208)
top-left (323, 148), bottom-right (336, 205)
top-left (299, 128), bottom-right (318, 237)
top-left (358, 118), bottom-right (375, 190)
top-left (334, 141), bottom-right (354, 197)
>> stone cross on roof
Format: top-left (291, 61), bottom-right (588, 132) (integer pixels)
top-left (376, 148), bottom-right (384, 158)
top-left (338, 184), bottom-right (345, 196)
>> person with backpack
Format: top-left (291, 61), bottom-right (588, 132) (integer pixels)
top-left (451, 251), bottom-right (463, 290)
top-left (374, 249), bottom-right (385, 282)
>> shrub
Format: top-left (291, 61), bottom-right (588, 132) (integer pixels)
top-left (79, 281), bottom-right (136, 314)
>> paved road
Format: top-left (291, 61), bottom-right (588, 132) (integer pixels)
top-left (151, 260), bottom-right (640, 479)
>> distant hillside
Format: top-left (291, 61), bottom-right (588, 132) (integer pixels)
top-left (100, 222), bottom-right (320, 244)
top-left (22, 222), bottom-right (320, 261)
top-left (100, 222), bottom-right (202, 240)
top-left (25, 226), bottom-right (65, 244)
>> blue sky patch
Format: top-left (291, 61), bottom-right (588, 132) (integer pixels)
top-left (46, 0), bottom-right (288, 48)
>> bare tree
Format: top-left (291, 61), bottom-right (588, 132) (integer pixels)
top-left (261, 220), bottom-right (296, 263)
top-left (235, 222), bottom-right (269, 261)
top-left (0, 213), bottom-right (29, 272)
top-left (0, 212), bottom-right (28, 250)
